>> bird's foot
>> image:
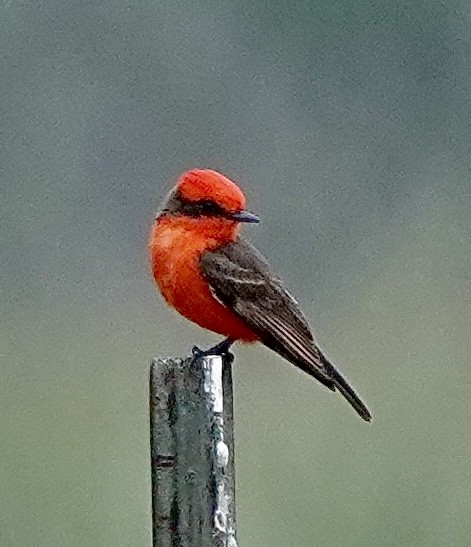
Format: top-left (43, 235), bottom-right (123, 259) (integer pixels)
top-left (191, 338), bottom-right (234, 362)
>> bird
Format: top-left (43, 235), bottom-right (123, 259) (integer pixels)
top-left (148, 168), bottom-right (372, 421)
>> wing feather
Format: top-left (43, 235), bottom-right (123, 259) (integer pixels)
top-left (200, 237), bottom-right (372, 422)
top-left (200, 237), bottom-right (333, 387)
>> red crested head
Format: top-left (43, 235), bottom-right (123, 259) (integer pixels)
top-left (156, 168), bottom-right (259, 231)
top-left (176, 169), bottom-right (246, 213)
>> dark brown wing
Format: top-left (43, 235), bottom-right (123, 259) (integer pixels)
top-left (199, 237), bottom-right (372, 421)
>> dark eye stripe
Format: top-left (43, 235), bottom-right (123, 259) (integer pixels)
top-left (182, 199), bottom-right (225, 217)
top-left (196, 200), bottom-right (220, 214)
top-left (162, 191), bottom-right (227, 218)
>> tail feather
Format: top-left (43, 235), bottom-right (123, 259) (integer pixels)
top-left (319, 351), bottom-right (372, 422)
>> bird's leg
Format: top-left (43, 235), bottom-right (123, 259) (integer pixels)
top-left (191, 337), bottom-right (234, 360)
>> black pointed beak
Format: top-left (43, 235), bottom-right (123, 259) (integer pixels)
top-left (229, 210), bottom-right (260, 223)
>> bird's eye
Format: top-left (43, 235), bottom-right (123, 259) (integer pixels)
top-left (198, 200), bottom-right (219, 213)
top-left (181, 198), bottom-right (223, 217)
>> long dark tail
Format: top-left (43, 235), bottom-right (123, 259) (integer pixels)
top-left (260, 335), bottom-right (372, 421)
top-left (318, 351), bottom-right (372, 422)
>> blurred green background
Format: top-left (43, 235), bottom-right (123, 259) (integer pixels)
top-left (1, 1), bottom-right (471, 546)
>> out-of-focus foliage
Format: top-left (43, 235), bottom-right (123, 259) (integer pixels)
top-left (1, 1), bottom-right (470, 545)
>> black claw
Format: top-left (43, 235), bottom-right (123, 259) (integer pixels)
top-left (190, 338), bottom-right (234, 361)
top-left (192, 345), bottom-right (203, 359)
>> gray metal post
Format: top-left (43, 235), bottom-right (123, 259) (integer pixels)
top-left (149, 354), bottom-right (237, 547)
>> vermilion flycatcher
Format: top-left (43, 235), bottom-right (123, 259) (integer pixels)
top-left (149, 169), bottom-right (371, 421)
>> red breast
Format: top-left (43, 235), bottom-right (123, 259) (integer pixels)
top-left (149, 216), bottom-right (258, 342)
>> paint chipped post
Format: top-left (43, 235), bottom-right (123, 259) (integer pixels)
top-left (149, 353), bottom-right (237, 547)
